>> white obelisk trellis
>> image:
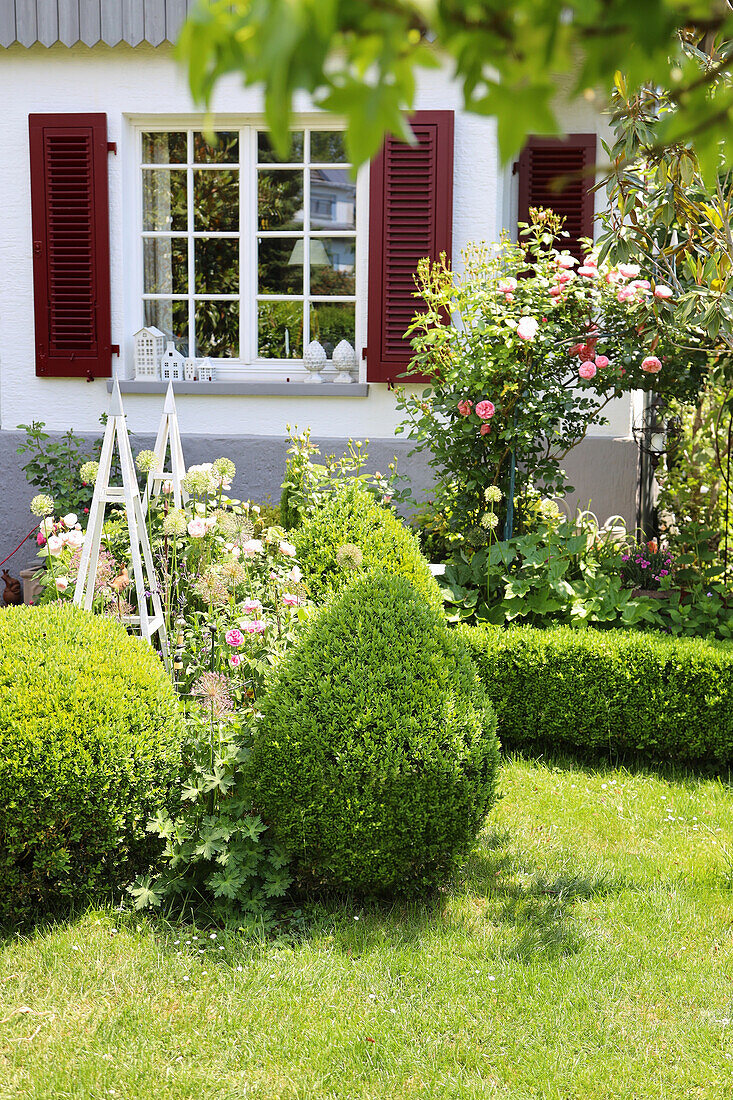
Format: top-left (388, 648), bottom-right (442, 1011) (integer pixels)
top-left (73, 381), bottom-right (169, 667)
top-left (141, 381), bottom-right (187, 512)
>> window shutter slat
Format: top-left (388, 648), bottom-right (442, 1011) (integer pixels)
top-left (367, 111), bottom-right (453, 384)
top-left (29, 113), bottom-right (112, 379)
top-left (517, 134), bottom-right (596, 262)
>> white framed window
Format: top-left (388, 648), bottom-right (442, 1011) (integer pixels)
top-left (137, 124), bottom-right (361, 378)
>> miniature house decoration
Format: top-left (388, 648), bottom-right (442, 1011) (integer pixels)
top-left (160, 341), bottom-right (184, 382)
top-left (198, 357), bottom-right (215, 382)
top-left (134, 326), bottom-right (166, 380)
top-left (303, 339), bottom-right (327, 383)
top-left (332, 339), bottom-right (358, 384)
top-left (184, 357), bottom-right (198, 382)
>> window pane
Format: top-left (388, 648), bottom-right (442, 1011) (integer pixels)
top-left (310, 169), bottom-right (355, 229)
top-left (194, 131), bottom-right (239, 163)
top-left (310, 237), bottom-right (355, 295)
top-left (143, 170), bottom-right (187, 231)
top-left (142, 132), bottom-right (187, 164)
top-left (257, 131), bottom-right (304, 164)
top-left (195, 301), bottom-right (239, 357)
top-left (258, 238), bottom-right (303, 295)
top-left (258, 170), bottom-right (304, 231)
top-left (144, 299), bottom-right (189, 353)
top-left (310, 131), bottom-right (348, 163)
top-left (193, 169), bottom-right (239, 231)
top-left (309, 302), bottom-right (355, 359)
top-left (258, 301), bottom-right (303, 359)
top-left (195, 238), bottom-right (239, 294)
top-left (143, 238), bottom-right (188, 294)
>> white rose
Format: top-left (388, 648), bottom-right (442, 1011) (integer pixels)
top-left (63, 513), bottom-right (77, 528)
top-left (55, 576), bottom-right (69, 593)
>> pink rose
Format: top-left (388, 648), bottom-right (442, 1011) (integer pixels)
top-left (618, 263), bottom-right (640, 278)
top-left (556, 270), bottom-right (573, 285)
top-left (654, 285), bottom-right (673, 299)
top-left (242, 539), bottom-right (264, 556)
top-left (498, 278), bottom-right (517, 294)
top-left (36, 531), bottom-right (46, 547)
top-left (556, 254), bottom-right (577, 269)
top-left (187, 518), bottom-right (206, 538)
top-left (248, 619), bottom-right (267, 634)
top-left (616, 286), bottom-right (636, 303)
top-left (282, 593), bottom-right (300, 607)
top-left (229, 654), bottom-right (242, 668)
top-left (578, 342), bottom-right (596, 359)
top-left (480, 423), bottom-right (491, 436)
top-left (594, 355), bottom-right (609, 369)
top-left (577, 266), bottom-right (598, 278)
top-left (286, 565), bottom-right (302, 584)
top-left (457, 399), bottom-right (473, 417)
top-left (631, 279), bottom-right (651, 290)
top-left (46, 535), bottom-right (63, 557)
top-left (475, 400), bottom-right (495, 420)
top-left (516, 317), bottom-right (539, 341)
top-left (242, 598), bottom-right (262, 615)
top-left (606, 270), bottom-right (622, 285)
top-left (225, 628), bottom-right (244, 647)
top-left (549, 285), bottom-right (562, 297)
top-left (279, 541), bottom-right (296, 557)
top-left (582, 256), bottom-right (597, 268)
top-left (55, 576), bottom-right (69, 593)
top-left (641, 356), bottom-right (662, 374)
top-left (579, 361), bottom-right (597, 380)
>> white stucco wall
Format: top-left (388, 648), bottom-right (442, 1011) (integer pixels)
top-left (0, 43), bottom-right (632, 439)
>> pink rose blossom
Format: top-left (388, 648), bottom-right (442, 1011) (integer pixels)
top-left (505, 293), bottom-right (514, 303)
top-left (242, 538), bottom-right (264, 556)
top-left (654, 285), bottom-right (673, 299)
top-left (617, 263), bottom-right (640, 279)
top-left (556, 270), bottom-right (573, 285)
top-left (244, 619), bottom-right (267, 634)
top-left (497, 277), bottom-right (517, 294)
top-left (279, 540), bottom-right (296, 557)
top-left (579, 361), bottom-right (597, 380)
top-left (549, 285), bottom-right (563, 297)
top-left (480, 423), bottom-right (491, 436)
top-left (616, 286), bottom-right (636, 303)
top-left (55, 576), bottom-right (69, 593)
top-left (229, 654), bottom-right (242, 668)
top-left (631, 279), bottom-right (651, 290)
top-left (594, 355), bottom-right (610, 369)
top-left (516, 317), bottom-right (539, 341)
top-left (457, 399), bottom-right (473, 417)
top-left (225, 628), bottom-right (244, 647)
top-left (46, 535), bottom-right (63, 556)
top-left (282, 593), bottom-right (301, 607)
top-left (187, 518), bottom-right (206, 538)
top-left (556, 254), bottom-right (577, 269)
top-left (582, 256), bottom-right (597, 268)
top-left (641, 356), bottom-right (662, 374)
top-left (242, 598), bottom-right (263, 615)
top-left (577, 266), bottom-right (598, 278)
top-left (36, 531), bottom-right (46, 547)
top-left (606, 270), bottom-right (622, 284)
top-left (287, 565), bottom-right (303, 584)
top-left (475, 400), bottom-right (495, 420)
top-left (578, 342), bottom-right (596, 359)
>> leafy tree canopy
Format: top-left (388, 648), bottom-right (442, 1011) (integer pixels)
top-left (178, 1), bottom-right (733, 171)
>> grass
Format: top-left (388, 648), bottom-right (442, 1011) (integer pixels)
top-left (2, 753), bottom-right (733, 1099)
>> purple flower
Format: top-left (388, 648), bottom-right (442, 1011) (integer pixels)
top-left (622, 555), bottom-right (629, 562)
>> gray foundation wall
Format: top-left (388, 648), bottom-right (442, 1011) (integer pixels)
top-left (0, 428), bottom-right (639, 576)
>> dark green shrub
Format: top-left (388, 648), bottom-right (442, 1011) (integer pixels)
top-left (0, 604), bottom-right (182, 923)
top-left (295, 481), bottom-right (444, 613)
top-left (458, 623), bottom-right (733, 767)
top-left (250, 571), bottom-right (500, 896)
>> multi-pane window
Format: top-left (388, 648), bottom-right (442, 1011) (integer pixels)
top-left (140, 127), bottom-right (357, 366)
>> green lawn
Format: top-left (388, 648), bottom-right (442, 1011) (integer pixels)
top-left (2, 754), bottom-right (733, 1100)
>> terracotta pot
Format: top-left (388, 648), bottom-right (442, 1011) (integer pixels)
top-left (19, 566), bottom-right (44, 605)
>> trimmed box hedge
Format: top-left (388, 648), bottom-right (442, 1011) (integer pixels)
top-left (457, 623), bottom-right (733, 768)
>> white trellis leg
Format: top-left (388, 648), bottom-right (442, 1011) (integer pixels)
top-left (142, 382), bottom-right (187, 513)
top-left (73, 381), bottom-right (169, 669)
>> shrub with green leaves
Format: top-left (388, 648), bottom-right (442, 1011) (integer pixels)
top-left (295, 482), bottom-right (444, 613)
top-left (459, 623), bottom-right (733, 767)
top-left (250, 571), bottom-right (500, 897)
top-left (0, 604), bottom-right (182, 923)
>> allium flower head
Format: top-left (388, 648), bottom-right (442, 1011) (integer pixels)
top-left (336, 543), bottom-right (363, 572)
top-left (218, 559), bottom-right (246, 588)
top-left (193, 571), bottom-right (229, 608)
top-left (539, 498), bottom-right (561, 520)
top-left (182, 464), bottom-right (216, 496)
top-left (79, 461), bottom-right (99, 484)
top-left (484, 485), bottom-right (503, 504)
top-left (212, 457), bottom-right (236, 483)
top-left (30, 493), bottom-right (55, 517)
top-left (480, 512), bottom-right (499, 530)
top-left (135, 449), bottom-right (158, 474)
top-left (163, 509), bottom-right (188, 536)
top-left (191, 672), bottom-right (233, 718)
top-left (213, 509), bottom-right (239, 538)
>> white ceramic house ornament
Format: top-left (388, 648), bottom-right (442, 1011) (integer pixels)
top-left (141, 382), bottom-right (188, 513)
top-left (184, 357), bottom-right (198, 382)
top-left (134, 326), bottom-right (166, 380)
top-left (198, 356), bottom-right (215, 382)
top-left (332, 339), bottom-right (357, 384)
top-left (160, 341), bottom-right (184, 382)
top-left (73, 381), bottom-right (169, 667)
top-left (303, 339), bottom-right (327, 383)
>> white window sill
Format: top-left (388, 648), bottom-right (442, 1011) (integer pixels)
top-left (107, 380), bottom-right (369, 397)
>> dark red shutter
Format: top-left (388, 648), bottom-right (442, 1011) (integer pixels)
top-left (517, 134), bottom-right (596, 261)
top-left (29, 113), bottom-right (112, 379)
top-left (367, 111), bottom-right (454, 384)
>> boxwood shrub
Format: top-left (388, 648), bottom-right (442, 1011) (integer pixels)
top-left (458, 623), bottom-right (733, 767)
top-left (294, 482), bottom-right (444, 613)
top-left (250, 571), bottom-right (500, 897)
top-left (0, 604), bottom-right (182, 924)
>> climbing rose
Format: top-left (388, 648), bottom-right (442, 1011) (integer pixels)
top-left (577, 266), bottom-right (598, 278)
top-left (457, 399), bottom-right (473, 417)
top-left (225, 628), bottom-right (244, 647)
top-left (579, 361), bottom-right (597, 380)
top-left (556, 270), bottom-right (573, 285)
top-left (480, 423), bottom-right (491, 436)
top-left (516, 317), bottom-right (539, 341)
top-left (594, 355), bottom-right (610, 369)
top-left (641, 356), bottom-right (662, 374)
top-left (556, 254), bottom-right (577, 268)
top-left (46, 535), bottom-right (63, 556)
top-left (618, 263), bottom-right (640, 278)
top-left (475, 400), bottom-right (495, 420)
top-left (654, 285), bottom-right (673, 299)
